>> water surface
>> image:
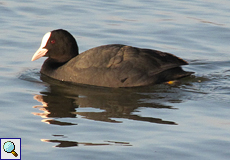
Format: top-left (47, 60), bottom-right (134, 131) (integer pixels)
top-left (1, 0), bottom-right (230, 159)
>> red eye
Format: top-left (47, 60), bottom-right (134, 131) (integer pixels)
top-left (51, 40), bottom-right (56, 44)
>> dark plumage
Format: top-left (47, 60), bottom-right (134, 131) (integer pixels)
top-left (32, 29), bottom-right (193, 87)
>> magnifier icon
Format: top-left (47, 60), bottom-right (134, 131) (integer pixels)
top-left (3, 141), bottom-right (18, 157)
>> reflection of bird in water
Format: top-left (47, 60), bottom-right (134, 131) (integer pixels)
top-left (32, 76), bottom-right (179, 125)
top-left (32, 94), bottom-right (77, 126)
top-left (41, 139), bottom-right (131, 147)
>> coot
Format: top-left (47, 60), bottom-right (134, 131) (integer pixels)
top-left (32, 29), bottom-right (193, 87)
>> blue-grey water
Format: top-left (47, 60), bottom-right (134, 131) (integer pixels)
top-left (1, 0), bottom-right (230, 159)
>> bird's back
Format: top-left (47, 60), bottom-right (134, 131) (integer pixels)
top-left (42, 44), bottom-right (192, 87)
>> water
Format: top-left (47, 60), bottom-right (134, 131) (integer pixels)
top-left (1, 0), bottom-right (230, 159)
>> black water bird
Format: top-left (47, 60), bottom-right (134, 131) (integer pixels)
top-left (32, 29), bottom-right (193, 87)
